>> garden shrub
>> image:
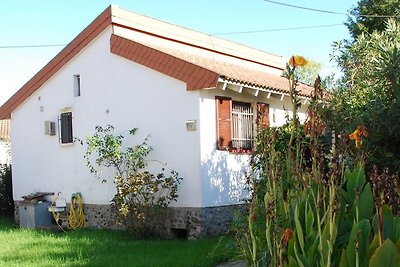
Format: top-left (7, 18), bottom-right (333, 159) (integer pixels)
top-left (0, 164), bottom-right (13, 216)
top-left (81, 125), bottom-right (182, 239)
top-left (328, 19), bottom-right (400, 173)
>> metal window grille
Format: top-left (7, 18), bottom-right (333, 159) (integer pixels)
top-left (232, 102), bottom-right (253, 149)
top-left (59, 112), bottom-right (73, 144)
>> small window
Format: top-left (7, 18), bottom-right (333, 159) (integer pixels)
top-left (73, 74), bottom-right (81, 97)
top-left (59, 112), bottom-right (73, 144)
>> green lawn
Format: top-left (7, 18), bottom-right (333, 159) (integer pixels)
top-left (0, 217), bottom-right (237, 267)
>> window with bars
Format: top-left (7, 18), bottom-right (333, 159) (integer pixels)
top-left (232, 102), bottom-right (253, 150)
top-left (216, 96), bottom-right (269, 152)
top-left (59, 112), bottom-right (73, 144)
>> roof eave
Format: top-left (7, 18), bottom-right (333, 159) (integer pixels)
top-left (217, 77), bottom-right (312, 100)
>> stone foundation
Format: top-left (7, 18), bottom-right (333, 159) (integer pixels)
top-left (13, 201), bottom-right (245, 238)
top-left (168, 204), bottom-right (246, 238)
top-left (81, 204), bottom-right (120, 229)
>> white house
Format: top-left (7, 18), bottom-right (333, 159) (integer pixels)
top-left (0, 5), bottom-right (312, 237)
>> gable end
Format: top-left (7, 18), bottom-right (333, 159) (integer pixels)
top-left (0, 6), bottom-right (113, 119)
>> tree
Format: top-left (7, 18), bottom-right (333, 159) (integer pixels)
top-left (346, 0), bottom-right (400, 39)
top-left (328, 19), bottom-right (400, 172)
top-left (295, 59), bottom-right (321, 85)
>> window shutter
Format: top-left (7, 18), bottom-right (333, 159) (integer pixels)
top-left (216, 96), bottom-right (232, 149)
top-left (257, 102), bottom-right (269, 129)
top-left (60, 112), bottom-right (73, 143)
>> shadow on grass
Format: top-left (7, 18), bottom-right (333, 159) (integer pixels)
top-left (0, 217), bottom-right (236, 267)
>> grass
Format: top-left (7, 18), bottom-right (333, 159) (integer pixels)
top-left (0, 217), bottom-right (237, 267)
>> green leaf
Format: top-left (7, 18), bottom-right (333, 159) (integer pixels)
top-left (396, 240), bottom-right (400, 254)
top-left (293, 243), bottom-right (308, 267)
top-left (295, 205), bottom-right (305, 255)
top-left (369, 239), bottom-right (400, 267)
top-left (299, 198), bottom-right (307, 229)
top-left (306, 235), bottom-right (319, 265)
top-left (346, 164), bottom-right (366, 203)
top-left (345, 221), bottom-right (358, 267)
top-left (382, 205), bottom-right (394, 241)
top-left (339, 188), bottom-right (351, 207)
top-left (355, 164), bottom-right (366, 189)
top-left (358, 219), bottom-right (372, 267)
top-left (288, 256), bottom-right (299, 267)
top-left (393, 217), bottom-right (400, 243)
top-left (339, 249), bottom-right (350, 267)
top-left (359, 183), bottom-right (374, 220)
top-left (306, 205), bottom-right (314, 239)
top-left (372, 212), bottom-right (379, 236)
top-left (288, 237), bottom-right (296, 260)
top-left (367, 234), bottom-right (380, 263)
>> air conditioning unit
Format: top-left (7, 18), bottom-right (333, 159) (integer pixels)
top-left (44, 121), bottom-right (56, 136)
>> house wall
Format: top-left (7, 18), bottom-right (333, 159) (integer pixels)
top-left (11, 27), bottom-right (203, 207)
top-left (199, 89), bottom-right (307, 207)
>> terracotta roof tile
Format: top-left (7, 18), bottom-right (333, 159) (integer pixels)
top-left (110, 35), bottom-right (219, 91)
top-left (111, 35), bottom-right (313, 96)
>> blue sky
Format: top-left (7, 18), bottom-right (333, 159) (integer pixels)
top-left (0, 0), bottom-right (358, 105)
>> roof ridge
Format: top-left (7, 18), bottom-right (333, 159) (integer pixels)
top-left (110, 5), bottom-right (284, 70)
top-left (111, 5), bottom-right (283, 62)
top-left (112, 22), bottom-right (283, 71)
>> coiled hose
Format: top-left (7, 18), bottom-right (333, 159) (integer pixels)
top-left (68, 193), bottom-right (86, 229)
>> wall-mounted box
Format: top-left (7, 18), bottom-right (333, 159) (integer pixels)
top-left (186, 120), bottom-right (196, 131)
top-left (44, 121), bottom-right (56, 136)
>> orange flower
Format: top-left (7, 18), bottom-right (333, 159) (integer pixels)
top-left (289, 55), bottom-right (308, 67)
top-left (349, 125), bottom-right (368, 148)
top-left (281, 228), bottom-right (293, 246)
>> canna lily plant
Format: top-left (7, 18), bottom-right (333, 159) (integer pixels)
top-left (236, 51), bottom-right (400, 267)
top-left (349, 125), bottom-right (368, 148)
top-left (285, 55), bottom-right (309, 178)
top-left (288, 55), bottom-right (308, 67)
